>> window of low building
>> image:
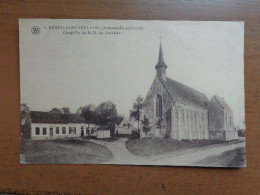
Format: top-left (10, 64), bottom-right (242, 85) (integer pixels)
top-left (91, 127), bottom-right (96, 134)
top-left (81, 126), bottom-right (84, 134)
top-left (62, 127), bottom-right (66, 134)
top-left (69, 127), bottom-right (76, 134)
top-left (43, 127), bottom-right (47, 135)
top-left (56, 127), bottom-right (60, 134)
top-left (35, 127), bottom-right (40, 135)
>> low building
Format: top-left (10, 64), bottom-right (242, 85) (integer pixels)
top-left (97, 129), bottom-right (111, 138)
top-left (115, 118), bottom-right (133, 135)
top-left (208, 95), bottom-right (238, 140)
top-left (29, 111), bottom-right (99, 140)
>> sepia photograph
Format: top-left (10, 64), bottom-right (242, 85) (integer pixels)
top-left (19, 19), bottom-right (245, 167)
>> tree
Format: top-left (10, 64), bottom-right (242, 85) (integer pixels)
top-left (49, 108), bottom-right (62, 113)
top-left (142, 115), bottom-right (151, 135)
top-left (20, 103), bottom-right (31, 140)
top-left (155, 117), bottom-right (164, 133)
top-left (61, 107), bottom-right (70, 114)
top-left (95, 101), bottom-right (118, 137)
top-left (77, 104), bottom-right (96, 135)
top-left (130, 95), bottom-right (143, 136)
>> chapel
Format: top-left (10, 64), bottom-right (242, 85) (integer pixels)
top-left (142, 42), bottom-right (238, 141)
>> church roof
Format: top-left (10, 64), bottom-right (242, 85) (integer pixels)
top-left (213, 95), bottom-right (231, 109)
top-left (30, 111), bottom-right (84, 124)
top-left (155, 42), bottom-right (167, 69)
top-left (165, 77), bottom-right (209, 108)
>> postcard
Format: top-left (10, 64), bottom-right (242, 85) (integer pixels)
top-left (19, 19), bottom-right (246, 167)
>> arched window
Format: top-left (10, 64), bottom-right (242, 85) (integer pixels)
top-left (156, 94), bottom-right (163, 117)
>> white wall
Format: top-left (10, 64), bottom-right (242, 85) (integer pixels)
top-left (96, 130), bottom-right (110, 139)
top-left (116, 127), bottom-right (132, 135)
top-left (31, 123), bottom-right (90, 140)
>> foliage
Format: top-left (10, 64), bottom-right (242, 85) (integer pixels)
top-left (20, 103), bottom-right (31, 140)
top-left (130, 130), bottom-right (140, 139)
top-left (238, 129), bottom-right (246, 137)
top-left (20, 103), bottom-right (29, 125)
top-left (95, 101), bottom-right (118, 126)
top-left (49, 108), bottom-right (62, 113)
top-left (77, 104), bottom-right (96, 125)
top-left (142, 115), bottom-right (151, 134)
top-left (130, 95), bottom-right (144, 134)
top-left (95, 101), bottom-right (119, 137)
top-left (155, 117), bottom-right (164, 131)
top-left (61, 107), bottom-right (70, 114)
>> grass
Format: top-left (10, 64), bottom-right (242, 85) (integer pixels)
top-left (194, 147), bottom-right (246, 167)
top-left (126, 138), bottom-right (239, 156)
top-left (20, 138), bottom-right (113, 164)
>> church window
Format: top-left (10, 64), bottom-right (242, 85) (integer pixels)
top-left (183, 110), bottom-right (185, 123)
top-left (156, 94), bottom-right (163, 117)
top-left (230, 116), bottom-right (232, 126)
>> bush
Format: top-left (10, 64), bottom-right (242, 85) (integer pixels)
top-left (238, 129), bottom-right (246, 137)
top-left (130, 130), bottom-right (140, 139)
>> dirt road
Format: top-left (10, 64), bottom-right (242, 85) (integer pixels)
top-left (89, 138), bottom-right (245, 167)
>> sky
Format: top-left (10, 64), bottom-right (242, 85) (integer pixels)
top-left (20, 19), bottom-right (245, 128)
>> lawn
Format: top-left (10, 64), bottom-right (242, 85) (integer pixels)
top-left (20, 138), bottom-right (113, 164)
top-left (194, 147), bottom-right (246, 167)
top-left (126, 138), bottom-right (239, 156)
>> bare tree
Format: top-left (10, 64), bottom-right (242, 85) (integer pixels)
top-left (142, 115), bottom-right (151, 135)
top-left (130, 95), bottom-right (144, 137)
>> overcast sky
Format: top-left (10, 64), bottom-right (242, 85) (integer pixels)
top-left (20, 19), bottom-right (245, 128)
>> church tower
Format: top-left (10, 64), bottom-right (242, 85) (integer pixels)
top-left (155, 41), bottom-right (167, 82)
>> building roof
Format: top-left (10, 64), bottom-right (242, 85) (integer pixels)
top-left (30, 111), bottom-right (84, 124)
top-left (165, 77), bottom-right (209, 108)
top-left (213, 95), bottom-right (231, 109)
top-left (155, 42), bottom-right (167, 69)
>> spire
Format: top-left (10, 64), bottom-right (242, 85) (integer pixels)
top-left (155, 35), bottom-right (167, 82)
top-left (155, 38), bottom-right (167, 69)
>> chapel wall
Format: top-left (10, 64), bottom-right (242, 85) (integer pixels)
top-left (170, 103), bottom-right (209, 140)
top-left (143, 76), bottom-right (172, 137)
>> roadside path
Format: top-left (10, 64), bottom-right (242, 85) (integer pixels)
top-left (88, 138), bottom-right (245, 166)
top-left (88, 138), bottom-right (148, 165)
top-left (147, 141), bottom-right (245, 166)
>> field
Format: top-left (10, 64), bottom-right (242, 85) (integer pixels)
top-left (20, 138), bottom-right (112, 164)
top-left (126, 138), bottom-right (240, 156)
top-left (194, 147), bottom-right (246, 167)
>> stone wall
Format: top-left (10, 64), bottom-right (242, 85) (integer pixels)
top-left (143, 75), bottom-right (173, 138)
top-left (208, 97), bottom-right (225, 132)
top-left (208, 97), bottom-right (237, 140)
top-left (142, 75), bottom-right (209, 140)
top-left (169, 103), bottom-right (208, 140)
